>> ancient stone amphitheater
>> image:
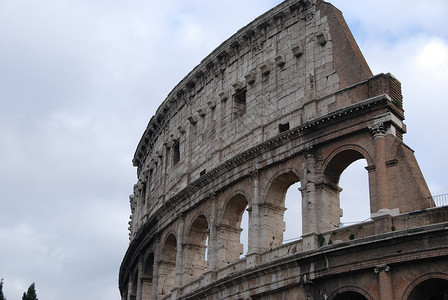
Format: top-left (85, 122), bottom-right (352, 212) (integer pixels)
top-left (119, 0), bottom-right (448, 299)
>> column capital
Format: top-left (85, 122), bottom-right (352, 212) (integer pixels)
top-left (176, 212), bottom-right (186, 221)
top-left (250, 169), bottom-right (260, 180)
top-left (207, 192), bottom-right (218, 202)
top-left (369, 122), bottom-right (386, 138)
top-left (304, 146), bottom-right (316, 158)
top-left (374, 264), bottom-right (391, 273)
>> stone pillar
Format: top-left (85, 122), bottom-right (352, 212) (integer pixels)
top-left (161, 145), bottom-right (168, 204)
top-left (248, 170), bottom-right (261, 254)
top-left (208, 194), bottom-right (218, 271)
top-left (151, 237), bottom-right (160, 300)
top-left (174, 216), bottom-right (184, 289)
top-left (369, 122), bottom-right (390, 213)
top-left (216, 224), bottom-right (243, 268)
top-left (126, 276), bottom-right (134, 300)
top-left (301, 151), bottom-right (318, 235)
top-left (140, 277), bottom-right (152, 300)
top-left (186, 106), bottom-right (194, 185)
top-left (136, 259), bottom-right (143, 300)
top-left (259, 202), bottom-right (286, 250)
top-left (375, 265), bottom-right (394, 300)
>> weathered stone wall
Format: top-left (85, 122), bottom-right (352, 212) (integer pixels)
top-left (129, 0), bottom-right (376, 237)
top-left (120, 1), bottom-right (446, 300)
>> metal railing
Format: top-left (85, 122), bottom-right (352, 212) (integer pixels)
top-left (430, 193), bottom-right (448, 207)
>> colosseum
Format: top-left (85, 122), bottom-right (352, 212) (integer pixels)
top-left (119, 0), bottom-right (448, 299)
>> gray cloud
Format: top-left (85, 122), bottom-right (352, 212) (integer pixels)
top-left (1, 0), bottom-right (446, 299)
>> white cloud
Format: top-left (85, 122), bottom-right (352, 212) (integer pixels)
top-left (413, 38), bottom-right (448, 81)
top-left (0, 0), bottom-right (446, 299)
top-left (358, 35), bottom-right (448, 197)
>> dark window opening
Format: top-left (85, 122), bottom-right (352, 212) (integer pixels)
top-left (200, 169), bottom-right (206, 176)
top-left (408, 278), bottom-right (448, 300)
top-left (166, 147), bottom-right (171, 165)
top-left (333, 291), bottom-right (368, 300)
top-left (141, 182), bottom-right (147, 205)
top-left (233, 88), bottom-right (247, 118)
top-left (173, 141), bottom-right (180, 165)
top-left (279, 122), bottom-right (290, 133)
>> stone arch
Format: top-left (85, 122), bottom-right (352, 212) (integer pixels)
top-left (217, 191), bottom-right (249, 267)
top-left (261, 168), bottom-right (301, 250)
top-left (322, 144), bottom-right (373, 185)
top-left (219, 190), bottom-right (251, 225)
top-left (158, 233), bottom-right (177, 296)
top-left (318, 145), bottom-right (372, 231)
top-left (403, 273), bottom-right (448, 300)
top-left (184, 214), bottom-right (209, 282)
top-left (141, 251), bottom-right (154, 299)
top-left (143, 251), bottom-right (154, 276)
top-left (328, 286), bottom-right (373, 300)
top-left (332, 291), bottom-right (369, 300)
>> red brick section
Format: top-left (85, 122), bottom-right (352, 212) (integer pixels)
top-left (330, 73), bottom-right (405, 113)
top-left (319, 2), bottom-right (373, 89)
top-left (373, 132), bottom-right (390, 211)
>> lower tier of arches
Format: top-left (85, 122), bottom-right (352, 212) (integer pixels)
top-left (121, 208), bottom-right (448, 300)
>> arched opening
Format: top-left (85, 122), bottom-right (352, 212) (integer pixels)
top-left (284, 181), bottom-right (302, 243)
top-left (263, 171), bottom-right (300, 250)
top-left (158, 234), bottom-right (176, 296)
top-left (141, 253), bottom-right (154, 299)
top-left (240, 208), bottom-right (249, 258)
top-left (333, 291), bottom-right (368, 300)
top-left (218, 194), bottom-right (248, 267)
top-left (184, 215), bottom-right (208, 282)
top-left (322, 149), bottom-right (370, 231)
top-left (339, 159), bottom-right (370, 227)
top-left (407, 278), bottom-right (448, 300)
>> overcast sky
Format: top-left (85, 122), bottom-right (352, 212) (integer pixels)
top-left (0, 1), bottom-right (447, 299)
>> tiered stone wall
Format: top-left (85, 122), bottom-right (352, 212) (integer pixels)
top-left (120, 1), bottom-right (447, 300)
top-left (128, 0), bottom-right (374, 238)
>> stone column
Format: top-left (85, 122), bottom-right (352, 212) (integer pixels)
top-left (174, 216), bottom-right (184, 290)
top-left (140, 277), bottom-right (152, 300)
top-left (375, 265), bottom-right (394, 300)
top-left (369, 122), bottom-right (390, 213)
top-left (126, 275), bottom-right (134, 300)
top-left (151, 237), bottom-right (160, 300)
top-left (248, 169), bottom-right (261, 254)
top-left (161, 144), bottom-right (168, 204)
top-left (301, 151), bottom-right (318, 235)
top-left (186, 104), bottom-right (195, 185)
top-left (136, 259), bottom-right (143, 300)
top-left (208, 194), bottom-right (218, 271)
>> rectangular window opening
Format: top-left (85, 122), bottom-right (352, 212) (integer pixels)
top-left (233, 88), bottom-right (247, 118)
top-left (279, 122), bottom-right (290, 133)
top-left (173, 140), bottom-right (180, 165)
top-left (141, 183), bottom-right (147, 205)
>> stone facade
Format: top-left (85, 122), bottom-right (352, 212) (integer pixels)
top-left (119, 0), bottom-right (448, 299)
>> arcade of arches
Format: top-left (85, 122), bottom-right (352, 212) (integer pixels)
top-left (122, 134), bottom-right (442, 300)
top-left (120, 0), bottom-right (447, 298)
